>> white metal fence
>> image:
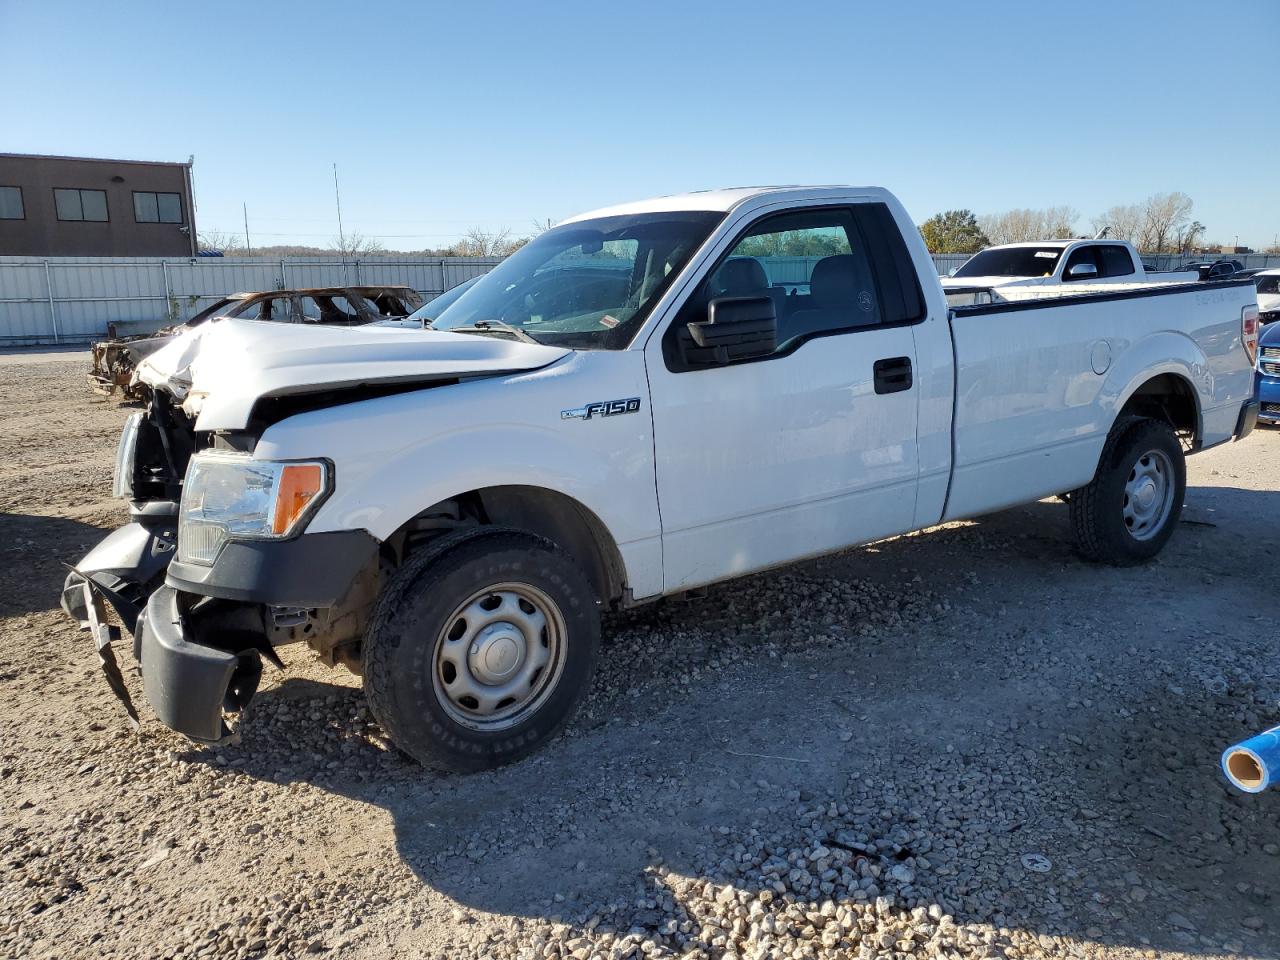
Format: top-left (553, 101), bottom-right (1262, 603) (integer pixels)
top-left (0, 256), bottom-right (504, 345)
top-left (2, 251), bottom-right (1278, 347)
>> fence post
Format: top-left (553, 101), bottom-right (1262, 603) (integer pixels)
top-left (161, 260), bottom-right (174, 323)
top-left (280, 259), bottom-right (287, 289)
top-left (42, 259), bottom-right (61, 344)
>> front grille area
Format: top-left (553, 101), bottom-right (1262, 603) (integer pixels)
top-left (1262, 402), bottom-right (1280, 415)
top-left (1262, 361), bottom-right (1280, 377)
top-left (1262, 345), bottom-right (1280, 360)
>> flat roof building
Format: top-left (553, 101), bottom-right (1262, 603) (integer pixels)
top-left (0, 153), bottom-right (197, 257)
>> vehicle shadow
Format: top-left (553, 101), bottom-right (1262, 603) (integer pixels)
top-left (181, 486), bottom-right (1280, 955)
top-left (0, 512), bottom-right (116, 617)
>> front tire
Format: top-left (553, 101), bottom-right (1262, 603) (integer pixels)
top-left (1069, 417), bottom-right (1186, 564)
top-left (364, 529), bottom-right (600, 772)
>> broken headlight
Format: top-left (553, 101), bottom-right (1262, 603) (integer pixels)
top-left (177, 452), bottom-right (330, 565)
top-left (112, 412), bottom-right (143, 499)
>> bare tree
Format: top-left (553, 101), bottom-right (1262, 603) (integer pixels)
top-left (197, 229), bottom-right (243, 254)
top-left (456, 227), bottom-right (528, 256)
top-left (1090, 204), bottom-right (1145, 244)
top-left (978, 206), bottom-right (1079, 245)
top-left (530, 217), bottom-right (556, 235)
top-left (1138, 192), bottom-right (1194, 254)
top-left (1174, 220), bottom-right (1206, 255)
top-left (331, 232), bottom-right (387, 257)
top-left (1042, 205), bottom-right (1079, 238)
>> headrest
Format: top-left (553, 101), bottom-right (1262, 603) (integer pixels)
top-left (710, 257), bottom-right (769, 298)
top-left (809, 255), bottom-right (870, 309)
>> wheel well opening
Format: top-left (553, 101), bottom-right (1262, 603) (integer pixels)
top-left (1120, 374), bottom-right (1199, 450)
top-left (387, 486), bottom-right (627, 607)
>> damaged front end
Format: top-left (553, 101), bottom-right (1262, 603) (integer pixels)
top-left (61, 397), bottom-right (191, 629)
top-left (65, 390), bottom-right (382, 743)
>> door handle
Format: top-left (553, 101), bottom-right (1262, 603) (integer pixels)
top-left (873, 356), bottom-right (913, 395)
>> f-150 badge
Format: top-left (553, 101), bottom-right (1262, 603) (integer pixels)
top-left (561, 397), bottom-right (642, 421)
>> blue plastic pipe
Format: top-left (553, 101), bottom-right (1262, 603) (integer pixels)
top-left (1221, 725), bottom-right (1280, 793)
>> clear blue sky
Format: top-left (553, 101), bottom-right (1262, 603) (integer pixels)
top-left (3, 0), bottom-right (1277, 249)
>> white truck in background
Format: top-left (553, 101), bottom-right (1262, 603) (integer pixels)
top-left (63, 186), bottom-right (1262, 773)
top-left (942, 238), bottom-right (1198, 304)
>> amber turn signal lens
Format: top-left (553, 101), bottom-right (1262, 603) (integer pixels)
top-left (272, 463), bottom-right (325, 535)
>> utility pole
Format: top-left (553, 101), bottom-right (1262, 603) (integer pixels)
top-left (333, 163), bottom-right (346, 257)
top-left (243, 202), bottom-right (252, 256)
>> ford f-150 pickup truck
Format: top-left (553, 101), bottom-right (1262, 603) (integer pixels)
top-left (942, 238), bottom-right (1198, 302)
top-left (62, 186), bottom-right (1262, 771)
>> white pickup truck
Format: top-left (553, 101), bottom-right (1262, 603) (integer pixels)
top-left (941, 238), bottom-right (1197, 303)
top-left (63, 186), bottom-right (1262, 771)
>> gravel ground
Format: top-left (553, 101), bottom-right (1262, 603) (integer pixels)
top-left (1, 351), bottom-right (1277, 960)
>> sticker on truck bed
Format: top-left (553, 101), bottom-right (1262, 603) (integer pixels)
top-left (561, 397), bottom-right (642, 421)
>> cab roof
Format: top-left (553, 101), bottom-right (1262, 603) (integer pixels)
top-left (560, 186), bottom-right (894, 223)
top-left (982, 239), bottom-right (1127, 250)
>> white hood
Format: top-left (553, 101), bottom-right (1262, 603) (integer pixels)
top-left (1259, 292), bottom-right (1280, 313)
top-left (134, 318), bottom-right (570, 431)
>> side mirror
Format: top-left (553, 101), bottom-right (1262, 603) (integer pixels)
top-left (1066, 263), bottom-right (1098, 280)
top-left (684, 295), bottom-right (777, 365)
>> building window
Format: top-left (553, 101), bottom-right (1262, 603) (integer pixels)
top-left (54, 188), bottom-right (109, 222)
top-left (0, 186), bottom-right (23, 219)
top-left (133, 191), bottom-right (183, 224)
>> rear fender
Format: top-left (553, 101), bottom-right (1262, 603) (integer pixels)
top-left (1100, 331), bottom-right (1209, 439)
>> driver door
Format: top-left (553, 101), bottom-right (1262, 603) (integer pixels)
top-left (645, 204), bottom-right (925, 592)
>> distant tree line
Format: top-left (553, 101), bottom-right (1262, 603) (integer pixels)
top-left (919, 193), bottom-right (1275, 255)
top-left (197, 226), bottom-right (532, 259)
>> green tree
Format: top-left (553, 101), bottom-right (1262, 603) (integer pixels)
top-left (918, 210), bottom-right (990, 254)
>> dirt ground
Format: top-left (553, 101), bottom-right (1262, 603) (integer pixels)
top-left (1, 350), bottom-right (1277, 960)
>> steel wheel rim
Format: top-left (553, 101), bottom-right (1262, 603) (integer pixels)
top-left (431, 581), bottom-right (566, 731)
top-left (1122, 448), bottom-right (1175, 541)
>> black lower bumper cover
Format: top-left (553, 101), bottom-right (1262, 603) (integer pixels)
top-left (1235, 399), bottom-right (1260, 441)
top-left (136, 584), bottom-right (239, 743)
top-left (67, 522), bottom-right (380, 742)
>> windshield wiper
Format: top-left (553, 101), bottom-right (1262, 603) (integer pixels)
top-left (449, 319), bottom-right (541, 345)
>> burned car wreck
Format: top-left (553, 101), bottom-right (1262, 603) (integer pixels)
top-left (88, 286), bottom-right (424, 400)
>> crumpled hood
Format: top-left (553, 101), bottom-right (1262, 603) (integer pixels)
top-left (134, 317), bottom-right (570, 430)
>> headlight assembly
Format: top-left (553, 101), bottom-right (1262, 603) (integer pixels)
top-left (177, 453), bottom-right (330, 565)
top-left (111, 412), bottom-right (143, 500)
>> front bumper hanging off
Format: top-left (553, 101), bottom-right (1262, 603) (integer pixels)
top-left (64, 521), bottom-right (380, 743)
top-left (135, 584), bottom-right (242, 742)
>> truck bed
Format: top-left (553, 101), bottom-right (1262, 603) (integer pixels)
top-left (943, 277), bottom-right (1256, 521)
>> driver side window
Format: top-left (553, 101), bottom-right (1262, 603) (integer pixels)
top-left (667, 207), bottom-right (885, 367)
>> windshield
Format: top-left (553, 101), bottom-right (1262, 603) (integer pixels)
top-left (1258, 275), bottom-right (1280, 296)
top-left (405, 275), bottom-right (482, 323)
top-left (954, 247), bottom-right (1063, 278)
top-left (431, 211), bottom-right (724, 348)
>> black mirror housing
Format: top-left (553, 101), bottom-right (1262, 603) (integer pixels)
top-left (683, 295), bottom-right (777, 365)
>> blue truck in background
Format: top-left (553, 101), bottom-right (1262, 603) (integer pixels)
top-left (1258, 320), bottom-right (1280, 426)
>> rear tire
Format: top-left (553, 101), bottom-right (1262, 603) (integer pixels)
top-left (1069, 417), bottom-right (1186, 565)
top-left (363, 528), bottom-right (600, 772)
